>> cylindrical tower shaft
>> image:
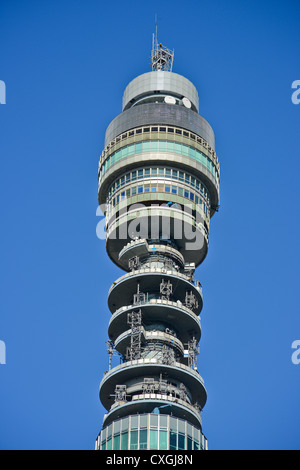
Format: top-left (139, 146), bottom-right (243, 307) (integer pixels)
top-left (95, 41), bottom-right (220, 451)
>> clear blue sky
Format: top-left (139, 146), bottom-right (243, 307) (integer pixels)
top-left (0, 0), bottom-right (299, 450)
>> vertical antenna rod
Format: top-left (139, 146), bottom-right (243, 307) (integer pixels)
top-left (151, 17), bottom-right (174, 72)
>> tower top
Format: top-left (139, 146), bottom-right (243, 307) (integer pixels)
top-left (151, 23), bottom-right (174, 72)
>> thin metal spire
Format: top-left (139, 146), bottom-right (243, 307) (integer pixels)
top-left (151, 16), bottom-right (174, 72)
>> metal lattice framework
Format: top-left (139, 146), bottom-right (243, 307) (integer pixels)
top-left (127, 309), bottom-right (142, 360)
top-left (151, 28), bottom-right (174, 72)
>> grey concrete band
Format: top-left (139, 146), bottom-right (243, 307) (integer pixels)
top-left (104, 103), bottom-right (215, 149)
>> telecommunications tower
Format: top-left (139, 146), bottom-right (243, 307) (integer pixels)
top-left (95, 35), bottom-right (220, 451)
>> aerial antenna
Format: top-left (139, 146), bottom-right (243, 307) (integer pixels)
top-left (151, 15), bottom-right (174, 72)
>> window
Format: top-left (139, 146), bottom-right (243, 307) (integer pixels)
top-left (135, 142), bottom-right (142, 153)
top-left (106, 437), bottom-right (112, 450)
top-left (113, 434), bottom-right (120, 450)
top-left (165, 185), bottom-right (170, 193)
top-left (159, 431), bottom-right (168, 450)
top-left (171, 186), bottom-right (177, 194)
top-left (170, 431), bottom-right (177, 450)
top-left (139, 429), bottom-right (147, 449)
top-left (149, 430), bottom-right (158, 449)
top-left (138, 186), bottom-right (143, 193)
top-left (121, 432), bottom-right (128, 450)
top-left (138, 170), bottom-right (143, 179)
top-left (130, 430), bottom-right (138, 450)
top-left (178, 434), bottom-right (185, 450)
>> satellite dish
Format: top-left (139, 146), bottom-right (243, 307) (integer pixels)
top-left (182, 97), bottom-right (191, 108)
top-left (164, 95), bottom-right (176, 105)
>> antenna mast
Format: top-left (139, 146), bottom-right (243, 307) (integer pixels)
top-left (151, 18), bottom-right (174, 72)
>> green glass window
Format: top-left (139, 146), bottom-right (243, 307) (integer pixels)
top-left (187, 437), bottom-right (193, 450)
top-left (194, 440), bottom-right (199, 451)
top-left (166, 141), bottom-right (174, 152)
top-left (174, 142), bottom-right (181, 153)
top-left (132, 186), bottom-right (136, 195)
top-left (149, 430), bottom-right (158, 449)
top-left (115, 149), bottom-right (121, 161)
top-left (159, 141), bottom-right (166, 151)
top-left (143, 141), bottom-right (151, 152)
top-left (182, 144), bottom-right (189, 156)
top-left (113, 434), bottom-right (120, 450)
top-left (127, 144), bottom-right (135, 156)
top-left (135, 142), bottom-right (142, 153)
top-left (159, 431), bottom-right (168, 450)
top-left (121, 432), bottom-right (128, 450)
top-left (178, 187), bottom-right (183, 196)
top-left (130, 430), bottom-right (138, 450)
top-left (139, 429), bottom-right (148, 449)
top-left (150, 141), bottom-right (159, 151)
top-left (178, 433), bottom-right (185, 450)
top-left (138, 169), bottom-right (143, 179)
top-left (170, 431), bottom-right (177, 450)
top-left (106, 437), bottom-right (112, 450)
top-left (189, 147), bottom-right (195, 159)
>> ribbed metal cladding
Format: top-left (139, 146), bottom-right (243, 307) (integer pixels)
top-left (96, 67), bottom-right (220, 451)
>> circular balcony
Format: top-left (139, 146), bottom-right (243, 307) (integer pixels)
top-left (107, 268), bottom-right (203, 315)
top-left (105, 204), bottom-right (209, 268)
top-left (108, 300), bottom-right (201, 345)
top-left (99, 358), bottom-right (207, 412)
top-left (114, 328), bottom-right (185, 357)
top-left (102, 395), bottom-right (202, 429)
